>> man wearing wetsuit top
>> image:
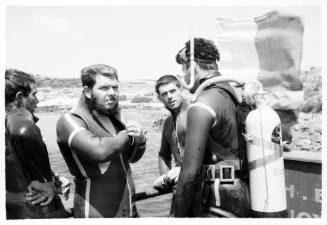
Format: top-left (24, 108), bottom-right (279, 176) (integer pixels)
top-left (153, 75), bottom-right (190, 215)
top-left (56, 64), bottom-right (146, 218)
top-left (173, 38), bottom-right (249, 217)
top-left (5, 69), bottom-right (68, 219)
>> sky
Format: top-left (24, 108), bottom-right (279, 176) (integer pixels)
top-left (4, 2), bottom-right (323, 80)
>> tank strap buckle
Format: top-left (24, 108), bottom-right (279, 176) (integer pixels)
top-left (204, 165), bottom-right (216, 182)
top-left (219, 165), bottom-right (235, 183)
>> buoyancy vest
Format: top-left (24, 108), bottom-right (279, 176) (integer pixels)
top-left (192, 83), bottom-right (251, 217)
top-left (196, 82), bottom-right (240, 163)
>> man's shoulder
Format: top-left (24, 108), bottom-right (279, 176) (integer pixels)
top-left (56, 112), bottom-right (89, 143)
top-left (57, 112), bottom-right (87, 130)
top-left (196, 86), bottom-right (235, 109)
top-left (6, 107), bottom-right (37, 134)
top-left (7, 107), bottom-right (33, 122)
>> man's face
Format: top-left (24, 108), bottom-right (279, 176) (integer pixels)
top-left (158, 82), bottom-right (183, 112)
top-left (89, 74), bottom-right (119, 115)
top-left (21, 83), bottom-right (39, 113)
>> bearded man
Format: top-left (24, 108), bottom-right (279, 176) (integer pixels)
top-left (56, 64), bottom-right (146, 218)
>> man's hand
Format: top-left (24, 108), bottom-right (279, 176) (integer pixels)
top-left (59, 176), bottom-right (71, 200)
top-left (166, 166), bottom-right (181, 184)
top-left (126, 120), bottom-right (146, 145)
top-left (154, 167), bottom-right (181, 189)
top-left (25, 180), bottom-right (55, 206)
top-left (154, 174), bottom-right (168, 189)
top-left (54, 175), bottom-right (71, 200)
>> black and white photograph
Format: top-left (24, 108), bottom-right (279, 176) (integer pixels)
top-left (1, 0), bottom-right (325, 222)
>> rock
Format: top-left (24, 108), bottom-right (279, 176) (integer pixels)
top-left (300, 94), bottom-right (322, 113)
top-left (131, 96), bottom-right (153, 103)
top-left (119, 95), bottom-right (128, 101)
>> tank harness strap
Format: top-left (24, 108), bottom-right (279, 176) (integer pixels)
top-left (202, 159), bottom-right (241, 208)
top-left (207, 84), bottom-right (249, 179)
top-left (193, 84), bottom-right (239, 161)
top-left (207, 135), bottom-right (239, 161)
top-left (204, 160), bottom-right (241, 181)
top-left (246, 135), bottom-right (283, 171)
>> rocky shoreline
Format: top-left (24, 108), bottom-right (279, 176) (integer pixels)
top-left (35, 67), bottom-right (322, 152)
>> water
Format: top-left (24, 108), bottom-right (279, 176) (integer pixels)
top-left (36, 111), bottom-right (171, 217)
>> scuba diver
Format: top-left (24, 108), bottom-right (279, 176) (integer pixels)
top-left (173, 38), bottom-right (251, 217)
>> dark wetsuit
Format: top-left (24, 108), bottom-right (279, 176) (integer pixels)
top-left (174, 77), bottom-right (240, 217)
top-left (5, 107), bottom-right (67, 219)
top-left (56, 94), bottom-right (145, 218)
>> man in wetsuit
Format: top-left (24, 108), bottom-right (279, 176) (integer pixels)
top-left (173, 38), bottom-right (250, 217)
top-left (56, 64), bottom-right (146, 218)
top-left (5, 69), bottom-right (68, 219)
top-left (153, 75), bottom-right (190, 215)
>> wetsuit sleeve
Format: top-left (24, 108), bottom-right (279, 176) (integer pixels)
top-left (127, 137), bottom-right (146, 163)
top-left (174, 103), bottom-right (214, 217)
top-left (56, 113), bottom-right (130, 163)
top-left (7, 110), bottom-right (53, 182)
top-left (158, 120), bottom-right (172, 174)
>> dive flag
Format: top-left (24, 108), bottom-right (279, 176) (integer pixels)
top-left (215, 11), bottom-right (304, 110)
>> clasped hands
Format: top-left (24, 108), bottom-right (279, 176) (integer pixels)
top-left (25, 175), bottom-right (71, 206)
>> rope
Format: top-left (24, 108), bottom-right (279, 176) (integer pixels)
top-left (259, 105), bottom-right (269, 212)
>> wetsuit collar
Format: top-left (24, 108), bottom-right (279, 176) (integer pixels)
top-left (73, 94), bottom-right (125, 133)
top-left (6, 106), bottom-right (39, 123)
top-left (198, 71), bottom-right (239, 103)
top-left (199, 71), bottom-right (221, 84)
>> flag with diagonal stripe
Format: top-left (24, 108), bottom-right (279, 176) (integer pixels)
top-left (215, 11), bottom-right (304, 111)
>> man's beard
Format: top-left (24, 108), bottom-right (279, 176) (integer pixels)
top-left (91, 95), bottom-right (119, 116)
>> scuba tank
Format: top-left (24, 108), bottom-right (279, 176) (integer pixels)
top-left (191, 76), bottom-right (287, 218)
top-left (243, 82), bottom-right (288, 217)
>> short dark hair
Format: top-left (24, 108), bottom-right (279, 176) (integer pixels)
top-left (5, 69), bottom-right (36, 105)
top-left (81, 64), bottom-right (118, 88)
top-left (176, 38), bottom-right (219, 71)
top-left (155, 75), bottom-right (181, 95)
top-left (184, 60), bottom-right (218, 71)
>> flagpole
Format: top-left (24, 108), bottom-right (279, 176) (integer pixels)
top-left (190, 24), bottom-right (195, 89)
top-left (178, 24), bottom-right (195, 90)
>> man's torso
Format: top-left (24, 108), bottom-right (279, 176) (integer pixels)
top-left (161, 98), bottom-right (189, 166)
top-left (56, 95), bottom-right (136, 218)
top-left (5, 107), bottom-right (66, 219)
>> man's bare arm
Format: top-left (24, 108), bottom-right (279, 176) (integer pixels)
top-left (174, 106), bottom-right (213, 217)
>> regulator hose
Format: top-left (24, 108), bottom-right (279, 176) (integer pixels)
top-left (192, 76), bottom-right (245, 102)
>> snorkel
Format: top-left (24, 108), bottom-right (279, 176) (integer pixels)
top-left (179, 29), bottom-right (196, 91)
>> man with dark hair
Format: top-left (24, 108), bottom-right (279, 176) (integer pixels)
top-left (153, 75), bottom-right (190, 215)
top-left (5, 69), bottom-right (68, 219)
top-left (173, 38), bottom-right (250, 217)
top-left (56, 64), bottom-right (146, 218)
